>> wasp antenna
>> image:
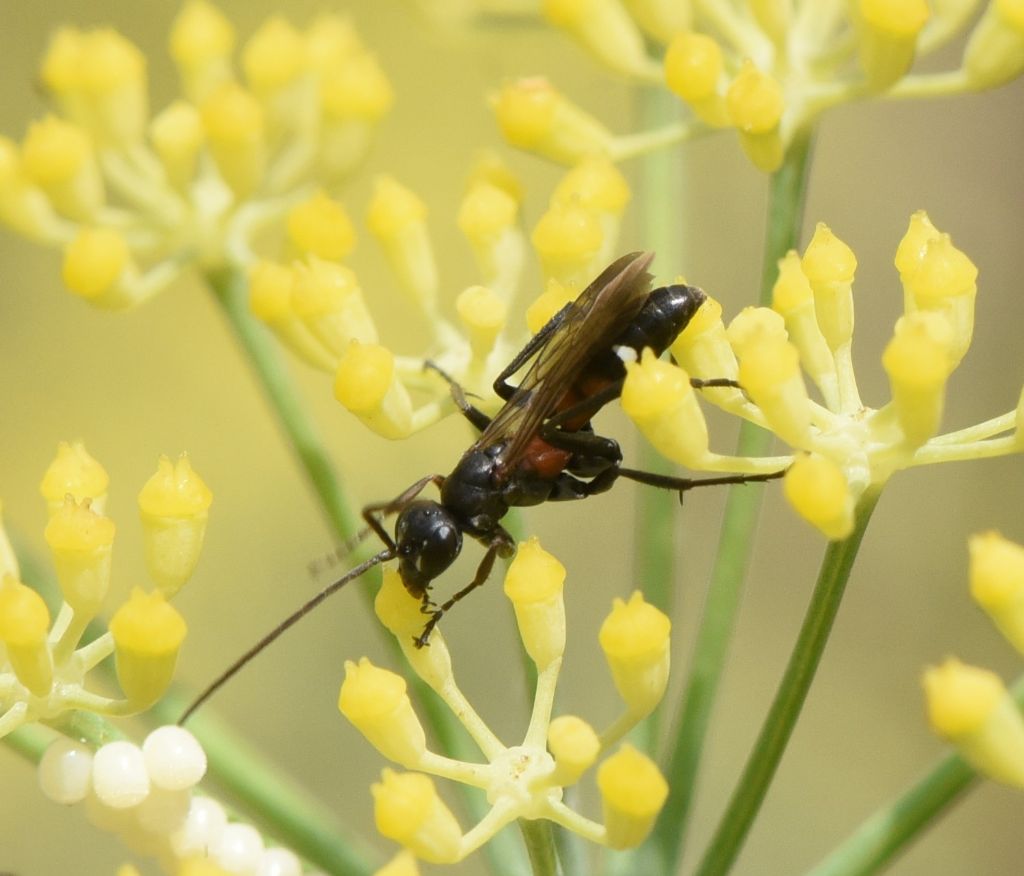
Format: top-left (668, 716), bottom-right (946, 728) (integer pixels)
top-left (178, 548), bottom-right (394, 725)
top-left (307, 525), bottom-right (376, 578)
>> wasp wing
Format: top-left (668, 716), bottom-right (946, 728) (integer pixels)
top-left (474, 251), bottom-right (656, 472)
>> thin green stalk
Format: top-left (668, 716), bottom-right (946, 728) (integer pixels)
top-left (653, 131), bottom-right (815, 872)
top-left (206, 267), bottom-right (526, 876)
top-left (521, 820), bottom-right (560, 876)
top-left (805, 674), bottom-right (1024, 876)
top-left (694, 489), bottom-right (881, 876)
top-left (634, 86), bottom-right (685, 749)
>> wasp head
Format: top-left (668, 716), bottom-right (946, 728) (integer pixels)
top-left (394, 500), bottom-right (463, 599)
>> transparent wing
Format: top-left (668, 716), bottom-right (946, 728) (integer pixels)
top-left (474, 251), bottom-right (656, 473)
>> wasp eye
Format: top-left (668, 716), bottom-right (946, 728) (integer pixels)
top-left (394, 501), bottom-right (462, 596)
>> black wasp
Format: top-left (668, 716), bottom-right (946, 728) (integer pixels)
top-left (181, 251), bottom-right (780, 722)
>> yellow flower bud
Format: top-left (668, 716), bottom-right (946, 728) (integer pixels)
top-left (625, 0), bottom-right (692, 42)
top-left (457, 182), bottom-right (518, 247)
top-left (596, 744), bottom-right (669, 849)
top-left (21, 116), bottom-right (104, 220)
top-left (0, 575), bottom-right (54, 697)
top-left (44, 496), bottom-right (115, 618)
top-left (0, 136), bottom-right (62, 242)
top-left (493, 77), bottom-right (613, 165)
top-left (320, 51), bottom-right (394, 122)
top-left (503, 538), bottom-right (566, 669)
top-left (149, 101), bottom-right (204, 191)
top-left (248, 259), bottom-right (293, 323)
top-left (783, 455), bottom-right (855, 540)
top-left (291, 258), bottom-right (378, 357)
top-left (109, 588), bottom-right (187, 707)
top-left (548, 714), bottom-right (600, 786)
top-left (200, 82), bottom-right (266, 198)
top-left (621, 350), bottom-right (711, 469)
top-left (339, 658), bottom-right (427, 767)
top-left (726, 305), bottom-right (787, 357)
top-left (40, 441), bottom-right (109, 515)
top-left (334, 342), bottom-right (414, 439)
top-left (904, 234), bottom-right (977, 367)
top-left (599, 591), bottom-right (671, 716)
top-left (882, 312), bottom-right (955, 448)
top-left (372, 770), bottom-right (463, 864)
top-left (169, 0), bottom-right (236, 103)
top-left (738, 336), bottom-right (813, 448)
top-left (526, 278), bottom-right (575, 335)
top-left (62, 227), bottom-right (134, 305)
top-left (138, 455), bottom-right (212, 597)
top-left (801, 223), bottom-right (857, 353)
top-left (894, 210), bottom-right (941, 286)
top-left (543, 0), bottom-right (660, 79)
top-left (465, 150), bottom-right (524, 207)
top-left (457, 182), bottom-right (522, 289)
top-left (725, 61), bottom-right (784, 172)
top-left (373, 851), bottom-right (421, 876)
top-left (771, 251), bottom-right (836, 394)
top-left (456, 285), bottom-right (507, 360)
top-left (664, 32), bottom-right (728, 126)
top-left (962, 0), bottom-right (1024, 89)
top-left (856, 0), bottom-right (929, 89)
top-left (287, 191), bottom-right (356, 261)
top-left (374, 568), bottom-right (455, 691)
top-left (924, 658), bottom-right (1024, 787)
top-left (552, 156), bottom-right (630, 217)
top-left (531, 200), bottom-right (603, 287)
top-left (669, 297), bottom-right (742, 404)
top-left (366, 176), bottom-right (438, 313)
top-left (242, 17), bottom-right (304, 96)
top-left (969, 531), bottom-right (1024, 654)
top-left (306, 15), bottom-right (362, 73)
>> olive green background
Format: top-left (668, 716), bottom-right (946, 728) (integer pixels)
top-left (1, 2), bottom-right (1023, 874)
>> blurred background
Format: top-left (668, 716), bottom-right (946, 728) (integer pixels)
top-left (1, 1), bottom-right (1023, 874)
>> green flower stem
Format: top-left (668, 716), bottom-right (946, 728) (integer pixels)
top-left (634, 86), bottom-right (686, 754)
top-left (520, 820), bottom-right (560, 876)
top-left (805, 673), bottom-right (1024, 876)
top-left (206, 267), bottom-right (526, 876)
top-left (694, 489), bottom-right (881, 876)
top-left (654, 131), bottom-right (814, 873)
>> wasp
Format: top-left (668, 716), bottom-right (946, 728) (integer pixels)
top-left (181, 252), bottom-right (781, 722)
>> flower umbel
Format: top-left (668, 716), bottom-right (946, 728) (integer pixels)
top-left (620, 212), bottom-right (1021, 539)
top-left (490, 1), bottom-right (1024, 172)
top-left (1, 1), bottom-right (393, 307)
top-left (0, 444), bottom-right (208, 739)
top-left (339, 539), bottom-right (671, 863)
top-left (262, 154), bottom-right (633, 439)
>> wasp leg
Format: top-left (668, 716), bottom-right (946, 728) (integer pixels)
top-left (690, 377), bottom-right (742, 390)
top-left (414, 527), bottom-right (515, 648)
top-left (491, 301), bottom-right (576, 400)
top-left (424, 362), bottom-right (493, 431)
top-left (539, 381), bottom-right (627, 474)
top-left (616, 466), bottom-right (787, 493)
top-left (363, 474), bottom-right (446, 550)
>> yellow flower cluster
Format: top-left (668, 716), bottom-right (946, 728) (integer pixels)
top-left (255, 154), bottom-right (633, 439)
top-left (0, 0), bottom-right (392, 307)
top-left (618, 212), bottom-right (1022, 539)
top-left (923, 532), bottom-right (1024, 787)
top-left (0, 443), bottom-right (209, 738)
top-left (492, 0), bottom-right (1024, 171)
top-left (340, 539), bottom-right (670, 866)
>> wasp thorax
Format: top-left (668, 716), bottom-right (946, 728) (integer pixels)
top-left (394, 501), bottom-right (463, 598)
